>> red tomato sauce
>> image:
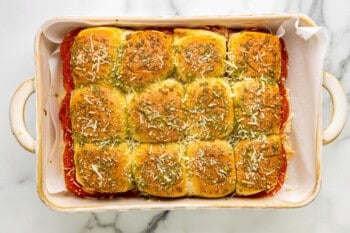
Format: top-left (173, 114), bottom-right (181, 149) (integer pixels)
top-left (266, 146), bottom-right (288, 196)
top-left (279, 38), bottom-right (289, 130)
top-left (279, 83), bottom-right (290, 130)
top-left (280, 38), bottom-right (288, 81)
top-left (272, 38), bottom-right (288, 196)
top-left (60, 28), bottom-right (81, 92)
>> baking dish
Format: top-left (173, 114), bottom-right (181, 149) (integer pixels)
top-left (10, 14), bottom-right (347, 211)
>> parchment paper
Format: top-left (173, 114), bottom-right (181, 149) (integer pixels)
top-left (42, 17), bottom-right (328, 203)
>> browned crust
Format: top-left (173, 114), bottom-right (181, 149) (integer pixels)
top-left (185, 78), bottom-right (234, 140)
top-left (234, 135), bottom-right (283, 196)
top-left (70, 27), bottom-right (123, 87)
top-left (119, 30), bottom-right (174, 89)
top-left (132, 143), bottom-right (187, 197)
top-left (227, 31), bottom-right (281, 79)
top-left (128, 80), bottom-right (185, 142)
top-left (70, 85), bottom-right (127, 146)
top-left (234, 107), bottom-right (280, 135)
top-left (74, 143), bottom-right (134, 193)
top-left (232, 78), bottom-right (281, 109)
top-left (186, 140), bottom-right (236, 198)
top-left (174, 29), bottom-right (226, 82)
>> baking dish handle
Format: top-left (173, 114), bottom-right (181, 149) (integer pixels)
top-left (322, 71), bottom-right (347, 145)
top-left (10, 78), bottom-right (36, 153)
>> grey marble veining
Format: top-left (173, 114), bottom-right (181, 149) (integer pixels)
top-left (79, 211), bottom-right (169, 233)
top-left (82, 213), bottom-right (122, 233)
top-left (1, 0), bottom-right (349, 232)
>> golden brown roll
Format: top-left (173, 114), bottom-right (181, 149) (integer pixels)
top-left (132, 143), bottom-right (187, 197)
top-left (232, 78), bottom-right (281, 136)
top-left (74, 143), bottom-right (134, 194)
top-left (70, 85), bottom-right (127, 146)
top-left (128, 79), bottom-right (185, 143)
top-left (234, 107), bottom-right (280, 136)
top-left (118, 30), bottom-right (174, 90)
top-left (185, 140), bottom-right (236, 198)
top-left (70, 27), bottom-right (124, 87)
top-left (231, 78), bottom-right (281, 109)
top-left (184, 78), bottom-right (234, 140)
top-left (227, 31), bottom-right (281, 80)
top-left (234, 135), bottom-right (283, 196)
top-left (174, 28), bottom-right (226, 82)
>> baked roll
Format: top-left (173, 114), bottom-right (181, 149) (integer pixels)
top-left (185, 140), bottom-right (236, 198)
top-left (227, 31), bottom-right (281, 80)
top-left (234, 108), bottom-right (280, 136)
top-left (74, 143), bottom-right (134, 194)
top-left (232, 78), bottom-right (281, 136)
top-left (70, 85), bottom-right (127, 146)
top-left (185, 78), bottom-right (234, 140)
top-left (232, 78), bottom-right (281, 109)
top-left (132, 143), bottom-right (187, 197)
top-left (234, 135), bottom-right (284, 196)
top-left (70, 27), bottom-right (124, 87)
top-left (128, 79), bottom-right (185, 143)
top-left (118, 30), bottom-right (174, 90)
top-left (174, 28), bottom-right (226, 82)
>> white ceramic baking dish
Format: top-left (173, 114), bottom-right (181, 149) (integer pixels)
top-left (10, 14), bottom-right (347, 211)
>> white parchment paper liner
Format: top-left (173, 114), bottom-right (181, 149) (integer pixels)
top-left (43, 17), bottom-right (328, 203)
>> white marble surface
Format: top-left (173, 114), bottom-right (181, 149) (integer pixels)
top-left (1, 0), bottom-right (349, 232)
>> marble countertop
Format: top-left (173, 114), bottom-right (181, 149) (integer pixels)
top-left (1, 0), bottom-right (349, 232)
